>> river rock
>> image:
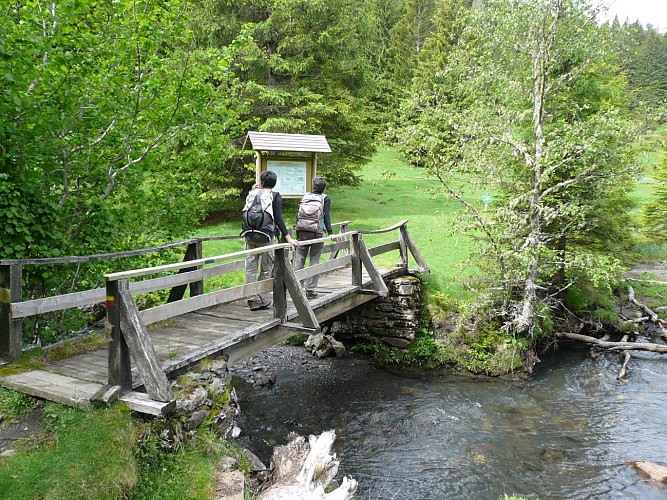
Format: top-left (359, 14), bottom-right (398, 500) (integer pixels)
top-left (305, 333), bottom-right (346, 358)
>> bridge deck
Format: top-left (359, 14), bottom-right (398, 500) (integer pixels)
top-left (0, 266), bottom-right (398, 408)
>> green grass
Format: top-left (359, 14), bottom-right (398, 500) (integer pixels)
top-left (131, 428), bottom-right (230, 500)
top-left (0, 404), bottom-right (138, 499)
top-left (191, 146), bottom-right (477, 295)
top-left (0, 399), bottom-right (236, 499)
top-left (0, 389), bottom-right (35, 424)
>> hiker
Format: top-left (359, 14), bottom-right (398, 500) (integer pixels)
top-left (241, 170), bottom-right (299, 310)
top-left (294, 176), bottom-right (334, 299)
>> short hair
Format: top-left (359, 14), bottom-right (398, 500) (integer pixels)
top-left (312, 176), bottom-right (326, 192)
top-left (261, 170), bottom-right (277, 189)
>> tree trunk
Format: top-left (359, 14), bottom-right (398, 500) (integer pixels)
top-left (259, 430), bottom-right (357, 500)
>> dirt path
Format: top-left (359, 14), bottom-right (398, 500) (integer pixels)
top-left (625, 261), bottom-right (667, 283)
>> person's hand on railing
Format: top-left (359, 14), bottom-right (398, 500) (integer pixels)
top-left (286, 235), bottom-right (300, 247)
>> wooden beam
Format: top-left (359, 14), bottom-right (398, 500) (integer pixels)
top-left (282, 256), bottom-right (320, 330)
top-left (398, 227), bottom-right (408, 268)
top-left (118, 280), bottom-right (173, 402)
top-left (351, 233), bottom-right (362, 287)
top-left (0, 264), bottom-right (23, 359)
top-left (106, 280), bottom-right (132, 390)
top-left (358, 239), bottom-right (389, 296)
top-left (139, 280), bottom-right (273, 325)
top-left (273, 248), bottom-right (288, 322)
top-left (360, 220), bottom-right (408, 235)
top-left (91, 384), bottom-right (122, 404)
top-left (105, 241), bottom-right (294, 281)
top-left (0, 370), bottom-right (102, 408)
top-left (0, 239), bottom-right (198, 266)
top-left (294, 255), bottom-right (351, 281)
top-left (367, 241), bottom-right (401, 258)
top-left (167, 240), bottom-right (204, 303)
top-left (119, 391), bottom-right (176, 416)
top-left (10, 260), bottom-right (244, 320)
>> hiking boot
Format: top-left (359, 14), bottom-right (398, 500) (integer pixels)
top-left (249, 298), bottom-right (272, 310)
top-left (306, 290), bottom-right (318, 299)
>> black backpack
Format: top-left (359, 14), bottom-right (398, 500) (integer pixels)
top-left (241, 190), bottom-right (275, 242)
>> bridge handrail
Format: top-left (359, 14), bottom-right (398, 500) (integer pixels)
top-left (1, 219), bottom-right (428, 361)
top-left (0, 239), bottom-right (207, 266)
top-left (359, 219), bottom-right (408, 235)
top-left (103, 231), bottom-right (358, 282)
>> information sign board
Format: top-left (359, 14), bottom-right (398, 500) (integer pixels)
top-left (267, 160), bottom-right (308, 196)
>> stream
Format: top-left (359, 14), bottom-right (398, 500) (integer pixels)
top-left (231, 344), bottom-right (667, 499)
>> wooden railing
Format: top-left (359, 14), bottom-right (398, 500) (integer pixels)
top-left (0, 220), bottom-right (427, 379)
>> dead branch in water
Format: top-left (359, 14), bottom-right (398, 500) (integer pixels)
top-left (556, 332), bottom-right (667, 353)
top-left (617, 351), bottom-right (631, 381)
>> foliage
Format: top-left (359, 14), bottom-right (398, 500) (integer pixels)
top-left (0, 389), bottom-right (35, 424)
top-left (191, 0), bottom-right (378, 189)
top-left (643, 134), bottom-right (667, 239)
top-left (397, 0), bottom-right (640, 341)
top-left (131, 427), bottom-right (228, 499)
top-left (1, 0), bottom-right (250, 326)
top-left (351, 339), bottom-right (404, 365)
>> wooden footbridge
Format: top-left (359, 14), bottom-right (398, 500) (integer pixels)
top-left (0, 221), bottom-right (427, 415)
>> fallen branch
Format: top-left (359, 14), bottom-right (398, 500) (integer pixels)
top-left (627, 285), bottom-right (659, 322)
top-left (556, 332), bottom-right (667, 353)
top-left (627, 285), bottom-right (667, 336)
top-left (617, 351), bottom-right (631, 381)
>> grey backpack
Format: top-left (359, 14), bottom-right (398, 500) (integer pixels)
top-left (296, 193), bottom-right (325, 234)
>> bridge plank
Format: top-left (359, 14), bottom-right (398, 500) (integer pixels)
top-left (0, 370), bottom-right (103, 408)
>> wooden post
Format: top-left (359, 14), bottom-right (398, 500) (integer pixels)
top-left (273, 248), bottom-right (288, 322)
top-left (351, 233), bottom-right (362, 287)
top-left (0, 264), bottom-right (23, 359)
top-left (398, 226), bottom-right (409, 269)
top-left (402, 225), bottom-right (430, 273)
top-left (106, 279), bottom-right (132, 390)
top-left (167, 240), bottom-right (204, 302)
top-left (282, 257), bottom-right (320, 331)
top-left (339, 222), bottom-right (350, 257)
top-left (188, 239), bottom-right (204, 297)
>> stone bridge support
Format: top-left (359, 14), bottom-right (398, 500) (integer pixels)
top-left (332, 275), bottom-right (424, 348)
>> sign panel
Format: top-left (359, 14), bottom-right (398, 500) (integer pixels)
top-left (267, 160), bottom-right (308, 196)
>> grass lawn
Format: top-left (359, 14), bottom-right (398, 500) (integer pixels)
top-left (192, 146), bottom-right (481, 294)
top-left (191, 135), bottom-right (666, 295)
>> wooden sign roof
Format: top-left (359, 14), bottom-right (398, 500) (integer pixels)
top-left (244, 131), bottom-right (331, 153)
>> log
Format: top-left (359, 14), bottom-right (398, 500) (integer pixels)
top-left (259, 430), bottom-right (357, 500)
top-left (556, 332), bottom-right (667, 353)
top-left (628, 285), bottom-right (659, 322)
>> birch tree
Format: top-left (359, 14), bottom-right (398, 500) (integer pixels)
top-left (399, 0), bottom-right (639, 339)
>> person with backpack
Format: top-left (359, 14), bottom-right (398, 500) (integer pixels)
top-left (294, 176), bottom-right (333, 299)
top-left (241, 170), bottom-right (299, 310)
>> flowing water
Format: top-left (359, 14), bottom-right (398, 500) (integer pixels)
top-left (232, 344), bottom-right (667, 499)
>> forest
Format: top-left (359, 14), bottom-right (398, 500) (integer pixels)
top-left (3, 0), bottom-right (667, 370)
